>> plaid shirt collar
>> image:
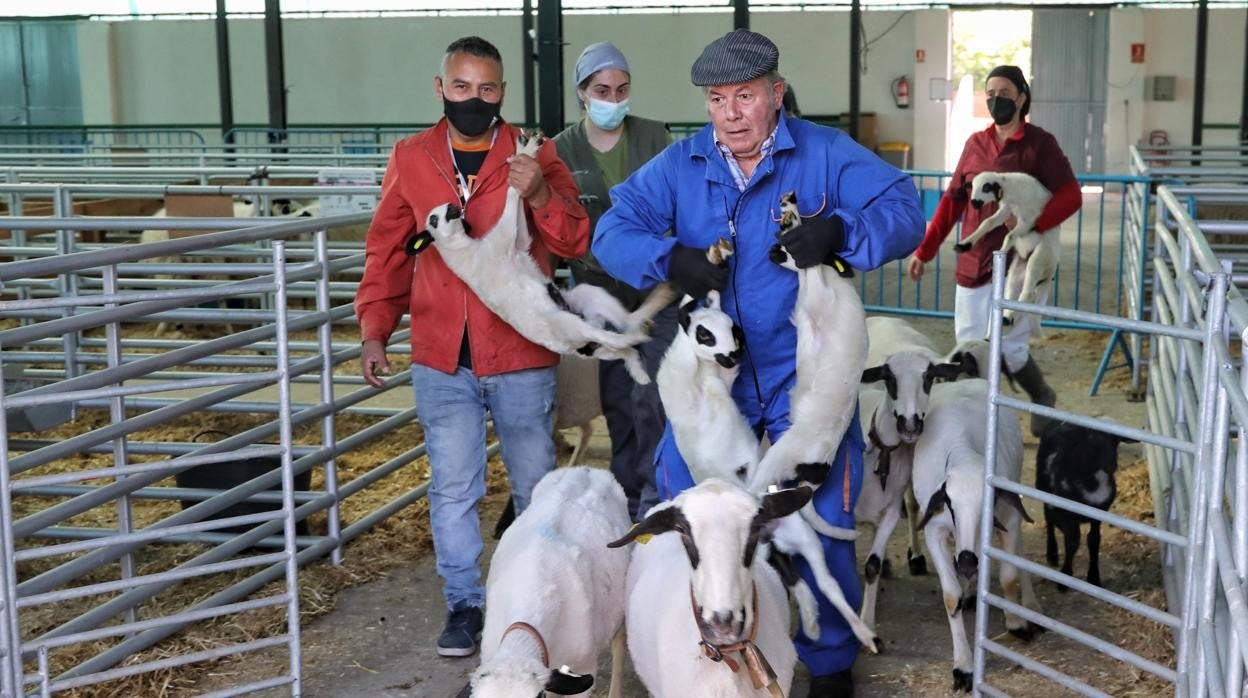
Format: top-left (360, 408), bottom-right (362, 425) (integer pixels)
top-left (714, 125), bottom-right (778, 192)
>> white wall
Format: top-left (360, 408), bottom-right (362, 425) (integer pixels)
top-left (1105, 7), bottom-right (1246, 171)
top-left (85, 10), bottom-right (918, 144)
top-left (911, 9), bottom-right (950, 171)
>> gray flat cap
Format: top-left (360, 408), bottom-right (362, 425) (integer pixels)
top-left (690, 29), bottom-right (779, 87)
top-left (575, 42), bottom-right (630, 87)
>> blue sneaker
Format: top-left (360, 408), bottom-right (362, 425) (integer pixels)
top-left (437, 603), bottom-right (484, 657)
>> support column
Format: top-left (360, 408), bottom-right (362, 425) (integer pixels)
top-left (1240, 7), bottom-right (1247, 151)
top-left (215, 0), bottom-right (234, 144)
top-left (536, 0), bottom-right (563, 136)
top-left (264, 0), bottom-right (287, 143)
top-left (1191, 0), bottom-right (1208, 148)
top-left (733, 0), bottom-right (749, 30)
top-left (522, 0), bottom-right (537, 128)
top-left (849, 0), bottom-right (862, 141)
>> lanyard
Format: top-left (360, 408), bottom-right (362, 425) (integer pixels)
top-left (446, 128), bottom-right (498, 205)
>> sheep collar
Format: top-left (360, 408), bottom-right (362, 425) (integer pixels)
top-left (501, 621), bottom-right (549, 668)
top-left (867, 407), bottom-right (900, 488)
top-left (692, 586), bottom-right (784, 697)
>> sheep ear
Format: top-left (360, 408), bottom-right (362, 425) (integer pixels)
top-left (995, 490), bottom-right (1034, 524)
top-left (758, 485), bottom-right (813, 522)
top-left (545, 666), bottom-right (594, 695)
top-left (678, 295), bottom-right (697, 331)
top-left (606, 506), bottom-right (682, 548)
top-left (706, 289), bottom-right (721, 309)
top-left (861, 364), bottom-right (890, 384)
top-left (918, 484), bottom-right (950, 530)
top-left (954, 351), bottom-right (980, 377)
top-left (927, 362), bottom-right (967, 382)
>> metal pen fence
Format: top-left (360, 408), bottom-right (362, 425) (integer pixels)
top-left (971, 183), bottom-right (1248, 697)
top-left (0, 212), bottom-right (448, 696)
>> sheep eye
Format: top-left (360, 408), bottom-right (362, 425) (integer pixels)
top-left (695, 326), bottom-right (715, 346)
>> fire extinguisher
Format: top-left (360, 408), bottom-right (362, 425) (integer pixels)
top-left (892, 76), bottom-right (911, 109)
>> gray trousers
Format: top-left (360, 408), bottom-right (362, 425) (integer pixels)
top-left (599, 305), bottom-right (678, 521)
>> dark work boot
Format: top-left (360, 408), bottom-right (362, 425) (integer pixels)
top-left (808, 669), bottom-right (854, 698)
top-left (1013, 356), bottom-right (1057, 437)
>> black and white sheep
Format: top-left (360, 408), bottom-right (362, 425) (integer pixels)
top-left (912, 378), bottom-right (1042, 692)
top-left (467, 466), bottom-right (632, 698)
top-left (1035, 421), bottom-right (1137, 590)
top-left (954, 171), bottom-right (1059, 331)
top-left (608, 480), bottom-right (811, 697)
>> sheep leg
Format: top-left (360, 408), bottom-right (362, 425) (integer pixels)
top-left (905, 488), bottom-right (927, 575)
top-left (926, 525), bottom-right (973, 692)
top-left (997, 512), bottom-right (1042, 640)
top-left (566, 423), bottom-right (593, 467)
top-left (1045, 508), bottom-right (1059, 567)
top-left (623, 282), bottom-right (679, 334)
top-left (1059, 521), bottom-right (1081, 592)
top-left (607, 624), bottom-right (626, 698)
top-left (772, 515), bottom-right (878, 653)
top-left (1000, 252), bottom-right (1028, 326)
top-left (955, 207), bottom-right (1012, 252)
top-left (1087, 520), bottom-right (1102, 587)
top-left (861, 496), bottom-right (904, 634)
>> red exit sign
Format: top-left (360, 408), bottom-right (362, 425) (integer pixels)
top-left (1131, 43), bottom-right (1146, 63)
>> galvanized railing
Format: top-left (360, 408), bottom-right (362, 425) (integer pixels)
top-left (972, 183), bottom-right (1248, 697)
top-left (0, 212), bottom-right (447, 696)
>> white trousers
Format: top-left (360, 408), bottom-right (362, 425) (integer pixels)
top-left (953, 278), bottom-right (1045, 374)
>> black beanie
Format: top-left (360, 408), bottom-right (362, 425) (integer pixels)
top-left (986, 65), bottom-right (1030, 118)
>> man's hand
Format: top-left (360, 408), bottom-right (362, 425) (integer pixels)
top-left (507, 154), bottom-right (551, 208)
top-left (361, 339), bottom-right (392, 389)
top-left (775, 215), bottom-right (846, 269)
top-left (667, 244), bottom-right (729, 299)
top-left (907, 256), bottom-right (926, 281)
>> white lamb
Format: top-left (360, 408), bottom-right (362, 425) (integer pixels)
top-left (911, 378), bottom-right (1042, 692)
top-left (469, 466), bottom-right (632, 698)
top-left (954, 171), bottom-right (1060, 331)
top-left (656, 289), bottom-right (876, 654)
top-left (607, 480), bottom-right (809, 698)
top-left (747, 191), bottom-right (866, 494)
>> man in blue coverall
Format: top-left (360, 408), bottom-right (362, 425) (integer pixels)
top-left (592, 29), bottom-right (924, 697)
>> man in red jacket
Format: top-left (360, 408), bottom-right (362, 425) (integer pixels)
top-left (355, 36), bottom-right (589, 657)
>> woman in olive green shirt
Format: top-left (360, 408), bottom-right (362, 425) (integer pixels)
top-left (553, 41), bottom-right (674, 522)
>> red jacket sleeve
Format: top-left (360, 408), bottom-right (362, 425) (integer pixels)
top-left (528, 139), bottom-right (589, 259)
top-left (913, 195), bottom-right (967, 262)
top-left (355, 146), bottom-right (417, 344)
top-left (1034, 179), bottom-right (1082, 232)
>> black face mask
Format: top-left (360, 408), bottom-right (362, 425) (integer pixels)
top-left (442, 95), bottom-right (501, 137)
top-left (987, 96), bottom-right (1017, 126)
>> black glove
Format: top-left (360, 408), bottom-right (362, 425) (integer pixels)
top-left (667, 244), bottom-right (729, 298)
top-left (775, 215), bottom-right (846, 269)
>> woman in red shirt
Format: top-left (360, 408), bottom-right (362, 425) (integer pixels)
top-left (906, 65), bottom-right (1081, 437)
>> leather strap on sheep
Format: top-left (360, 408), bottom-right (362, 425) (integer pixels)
top-left (693, 587), bottom-right (784, 698)
top-left (501, 621), bottom-right (549, 668)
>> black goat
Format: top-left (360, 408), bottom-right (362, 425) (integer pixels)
top-left (1035, 422), bottom-right (1138, 590)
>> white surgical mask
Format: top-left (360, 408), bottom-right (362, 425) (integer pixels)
top-left (586, 98), bottom-right (630, 131)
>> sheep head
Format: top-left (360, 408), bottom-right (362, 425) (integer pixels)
top-left (861, 352), bottom-right (965, 443)
top-left (516, 130), bottom-right (547, 158)
top-left (425, 202), bottom-right (471, 251)
top-left (677, 291), bottom-right (743, 370)
top-left (968, 172), bottom-right (1006, 210)
top-left (466, 660), bottom-right (594, 698)
top-left (607, 480), bottom-right (811, 646)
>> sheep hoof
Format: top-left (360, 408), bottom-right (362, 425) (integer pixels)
top-left (881, 558), bottom-right (894, 579)
top-left (907, 553), bottom-right (927, 576)
top-left (794, 462), bottom-right (830, 485)
top-left (1002, 316), bottom-right (1014, 327)
top-left (872, 636), bottom-right (884, 654)
top-left (953, 243), bottom-right (972, 254)
top-left (864, 554), bottom-right (882, 583)
top-left (952, 668), bottom-right (973, 693)
top-left (1008, 623), bottom-right (1042, 642)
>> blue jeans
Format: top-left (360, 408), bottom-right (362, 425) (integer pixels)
top-left (411, 364), bottom-right (557, 610)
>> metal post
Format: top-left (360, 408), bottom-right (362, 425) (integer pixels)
top-left (102, 265), bottom-right (137, 626)
top-left (973, 250), bottom-right (1009, 689)
top-left (522, 0), bottom-right (537, 129)
top-left (263, 0), bottom-right (288, 144)
top-left (733, 0), bottom-right (749, 30)
top-left (271, 241), bottom-right (304, 695)
top-left (313, 229), bottom-right (343, 565)
top-left (1241, 8), bottom-right (1248, 153)
top-left (536, 0), bottom-right (564, 136)
top-left (215, 0), bottom-right (235, 146)
top-left (1192, 0), bottom-right (1208, 149)
top-left (52, 188), bottom-right (80, 399)
top-left (848, 0), bottom-right (862, 142)
top-left (0, 354), bottom-right (24, 695)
